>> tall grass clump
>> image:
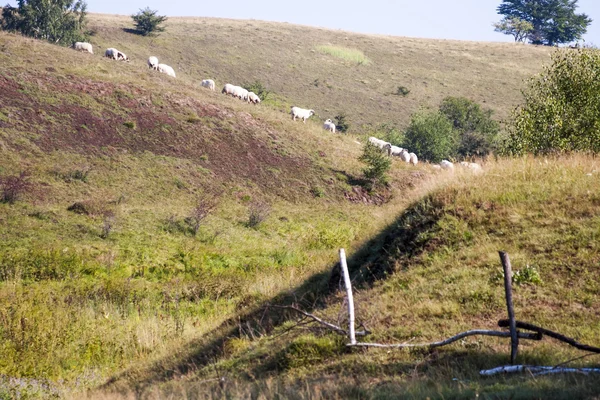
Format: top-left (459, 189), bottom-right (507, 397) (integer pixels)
top-left (316, 45), bottom-right (371, 65)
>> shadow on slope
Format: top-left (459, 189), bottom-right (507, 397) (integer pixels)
top-left (101, 191), bottom-right (445, 395)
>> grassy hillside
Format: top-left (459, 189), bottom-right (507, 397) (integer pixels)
top-left (86, 13), bottom-right (551, 128)
top-left (0, 13), bottom-right (575, 399)
top-left (101, 156), bottom-right (600, 400)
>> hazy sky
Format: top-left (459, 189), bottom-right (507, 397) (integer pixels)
top-left (6, 0), bottom-right (600, 45)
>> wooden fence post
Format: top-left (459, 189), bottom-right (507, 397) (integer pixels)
top-left (499, 251), bottom-right (518, 365)
top-left (339, 249), bottom-right (356, 345)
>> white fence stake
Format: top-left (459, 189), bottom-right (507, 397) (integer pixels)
top-left (339, 248), bottom-right (356, 345)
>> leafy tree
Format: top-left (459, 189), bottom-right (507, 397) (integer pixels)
top-left (402, 111), bottom-right (457, 163)
top-left (496, 0), bottom-right (591, 46)
top-left (493, 16), bottom-right (534, 42)
top-left (505, 48), bottom-right (600, 155)
top-left (131, 7), bottom-right (167, 36)
top-left (359, 143), bottom-right (391, 190)
top-left (1, 0), bottom-right (88, 45)
top-left (439, 97), bottom-right (500, 158)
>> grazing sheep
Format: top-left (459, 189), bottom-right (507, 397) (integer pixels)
top-left (399, 149), bottom-right (411, 163)
top-left (459, 161), bottom-right (483, 172)
top-left (73, 42), bottom-right (93, 54)
top-left (248, 92), bottom-right (261, 104)
top-left (432, 164), bottom-right (442, 170)
top-left (291, 106), bottom-right (315, 123)
top-left (389, 145), bottom-right (404, 157)
top-left (440, 160), bottom-right (454, 170)
top-left (409, 152), bottom-right (418, 165)
top-left (201, 79), bottom-right (216, 91)
top-left (147, 56), bottom-right (159, 70)
top-left (368, 137), bottom-right (391, 150)
top-left (157, 64), bottom-right (176, 78)
top-left (323, 119), bottom-right (336, 133)
top-left (105, 48), bottom-right (129, 61)
top-left (222, 83), bottom-right (236, 96)
top-left (235, 87), bottom-right (249, 102)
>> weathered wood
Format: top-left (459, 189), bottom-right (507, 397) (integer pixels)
top-left (269, 305), bottom-right (370, 337)
top-left (480, 365), bottom-right (600, 376)
top-left (498, 320), bottom-right (600, 353)
top-left (499, 251), bottom-right (519, 364)
top-left (348, 329), bottom-right (542, 349)
top-left (339, 248), bottom-right (356, 345)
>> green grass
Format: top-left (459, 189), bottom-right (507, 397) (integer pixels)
top-left (316, 45), bottom-right (372, 65)
top-left (0, 13), bottom-right (590, 400)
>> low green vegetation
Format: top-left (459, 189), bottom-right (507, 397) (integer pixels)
top-left (316, 44), bottom-right (371, 65)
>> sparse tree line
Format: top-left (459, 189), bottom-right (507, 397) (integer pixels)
top-left (0, 1), bottom-right (167, 46)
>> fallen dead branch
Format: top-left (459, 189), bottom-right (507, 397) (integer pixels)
top-left (480, 365), bottom-right (600, 376)
top-left (348, 329), bottom-right (542, 349)
top-left (498, 320), bottom-right (600, 353)
top-left (267, 304), bottom-right (370, 337)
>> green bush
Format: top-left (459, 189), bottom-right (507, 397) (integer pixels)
top-left (131, 7), bottom-right (167, 36)
top-left (243, 81), bottom-right (270, 101)
top-left (505, 49), bottom-right (600, 155)
top-left (359, 142), bottom-right (391, 190)
top-left (334, 113), bottom-right (350, 133)
top-left (402, 110), bottom-right (457, 163)
top-left (439, 96), bottom-right (500, 158)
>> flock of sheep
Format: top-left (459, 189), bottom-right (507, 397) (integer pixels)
top-left (72, 42), bottom-right (481, 172)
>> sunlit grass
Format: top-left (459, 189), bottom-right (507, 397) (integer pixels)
top-left (316, 44), bottom-right (371, 65)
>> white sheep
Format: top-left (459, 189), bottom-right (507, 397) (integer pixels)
top-left (399, 149), bottom-right (411, 163)
top-left (147, 56), bottom-right (159, 70)
top-left (409, 152), bottom-right (418, 165)
top-left (157, 64), bottom-right (176, 78)
top-left (368, 137), bottom-right (390, 150)
top-left (201, 79), bottom-right (216, 91)
top-left (291, 106), bottom-right (315, 123)
top-left (323, 119), bottom-right (336, 133)
top-left (73, 42), bottom-right (93, 54)
top-left (222, 83), bottom-right (236, 96)
top-left (105, 48), bottom-right (129, 61)
top-left (248, 92), bottom-right (261, 104)
top-left (459, 161), bottom-right (483, 172)
top-left (235, 87), bottom-right (250, 102)
top-left (440, 160), bottom-right (454, 170)
top-left (389, 145), bottom-right (404, 157)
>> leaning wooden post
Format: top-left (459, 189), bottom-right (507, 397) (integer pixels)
top-left (499, 251), bottom-right (518, 365)
top-left (339, 249), bottom-right (356, 345)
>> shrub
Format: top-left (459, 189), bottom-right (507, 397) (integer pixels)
top-left (0, 172), bottom-right (31, 204)
top-left (246, 201), bottom-right (271, 228)
top-left (185, 194), bottom-right (219, 236)
top-left (402, 110), bottom-right (457, 163)
top-left (505, 49), bottom-right (600, 155)
top-left (394, 86), bottom-right (410, 97)
top-left (359, 142), bottom-right (391, 190)
top-left (439, 96), bottom-right (500, 158)
top-left (243, 81), bottom-right (270, 101)
top-left (334, 113), bottom-right (350, 133)
top-left (131, 7), bottom-right (167, 36)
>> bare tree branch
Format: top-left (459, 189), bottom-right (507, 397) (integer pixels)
top-left (480, 365), bottom-right (600, 376)
top-left (498, 320), bottom-right (600, 353)
top-left (348, 330), bottom-right (542, 349)
top-left (267, 304), bottom-right (370, 336)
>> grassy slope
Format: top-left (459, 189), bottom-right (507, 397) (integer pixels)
top-left (119, 156), bottom-right (600, 400)
top-left (0, 13), bottom-right (576, 399)
top-left (87, 14), bottom-right (550, 127)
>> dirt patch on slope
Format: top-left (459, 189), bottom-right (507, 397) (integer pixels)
top-left (0, 71), bottom-right (319, 199)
